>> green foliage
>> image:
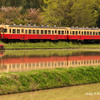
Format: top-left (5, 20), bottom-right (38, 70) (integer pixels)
top-left (42, 0), bottom-right (98, 27)
top-left (0, 66), bottom-right (100, 94)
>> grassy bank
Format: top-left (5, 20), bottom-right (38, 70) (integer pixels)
top-left (0, 66), bottom-right (100, 95)
top-left (1, 41), bottom-right (100, 49)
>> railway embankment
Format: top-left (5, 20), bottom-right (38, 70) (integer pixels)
top-left (2, 41), bottom-right (100, 50)
top-left (0, 66), bottom-right (100, 95)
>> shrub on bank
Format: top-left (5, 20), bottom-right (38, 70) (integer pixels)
top-left (0, 66), bottom-right (100, 94)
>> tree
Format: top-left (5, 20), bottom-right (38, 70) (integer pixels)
top-left (42, 0), bottom-right (98, 27)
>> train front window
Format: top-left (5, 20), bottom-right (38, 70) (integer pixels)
top-left (99, 32), bottom-right (100, 35)
top-left (17, 29), bottom-right (20, 34)
top-left (4, 29), bottom-right (7, 33)
top-left (13, 29), bottom-right (16, 34)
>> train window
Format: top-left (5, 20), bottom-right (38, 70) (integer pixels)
top-left (76, 31), bottom-right (78, 35)
top-left (87, 31), bottom-right (89, 35)
top-left (96, 32), bottom-right (98, 35)
top-left (65, 31), bottom-right (66, 34)
top-left (29, 30), bottom-right (31, 34)
top-left (55, 30), bottom-right (57, 33)
top-left (10, 29), bottom-right (11, 33)
top-left (17, 29), bottom-right (20, 34)
top-left (45, 30), bottom-right (47, 34)
top-left (21, 29), bottom-right (24, 33)
top-left (41, 30), bottom-right (43, 34)
top-left (25, 30), bottom-right (27, 34)
top-left (13, 29), bottom-right (16, 34)
top-left (37, 30), bottom-right (39, 34)
top-left (33, 30), bottom-right (35, 34)
top-left (4, 29), bottom-right (7, 33)
top-left (90, 32), bottom-right (92, 35)
top-left (93, 32), bottom-right (95, 35)
top-left (70, 31), bottom-right (71, 35)
top-left (79, 31), bottom-right (80, 35)
top-left (99, 32), bottom-right (100, 35)
top-left (48, 30), bottom-right (51, 34)
top-left (52, 30), bottom-right (54, 34)
top-left (67, 31), bottom-right (69, 34)
top-left (84, 31), bottom-right (86, 35)
top-left (82, 31), bottom-right (83, 35)
top-left (72, 31), bottom-right (74, 35)
top-left (58, 30), bottom-right (60, 34)
top-left (62, 31), bottom-right (64, 34)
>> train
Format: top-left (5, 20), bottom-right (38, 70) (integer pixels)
top-left (0, 24), bottom-right (100, 41)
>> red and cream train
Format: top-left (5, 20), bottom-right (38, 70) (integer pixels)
top-left (0, 24), bottom-right (100, 41)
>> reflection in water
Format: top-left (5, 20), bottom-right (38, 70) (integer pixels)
top-left (0, 83), bottom-right (100, 100)
top-left (1, 51), bottom-right (100, 72)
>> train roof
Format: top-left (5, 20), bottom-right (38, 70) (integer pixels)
top-left (0, 25), bottom-right (68, 29)
top-left (0, 24), bottom-right (100, 30)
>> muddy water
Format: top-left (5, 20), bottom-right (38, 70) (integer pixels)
top-left (1, 51), bottom-right (100, 72)
top-left (0, 83), bottom-right (100, 100)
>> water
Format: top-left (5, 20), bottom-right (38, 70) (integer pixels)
top-left (0, 50), bottom-right (100, 73)
top-left (0, 50), bottom-right (100, 99)
top-left (0, 83), bottom-right (100, 100)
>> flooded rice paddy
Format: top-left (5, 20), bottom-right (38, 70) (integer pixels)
top-left (0, 49), bottom-right (100, 99)
top-left (0, 50), bottom-right (100, 73)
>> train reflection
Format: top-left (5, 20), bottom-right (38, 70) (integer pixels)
top-left (0, 53), bottom-right (100, 73)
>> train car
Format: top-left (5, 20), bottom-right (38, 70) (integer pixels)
top-left (0, 25), bottom-right (68, 40)
top-left (67, 27), bottom-right (100, 40)
top-left (0, 24), bottom-right (100, 41)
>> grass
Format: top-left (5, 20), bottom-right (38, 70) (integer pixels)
top-left (1, 41), bottom-right (100, 49)
top-left (0, 66), bottom-right (100, 95)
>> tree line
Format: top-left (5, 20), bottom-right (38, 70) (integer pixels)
top-left (0, 0), bottom-right (44, 9)
top-left (0, 0), bottom-right (100, 27)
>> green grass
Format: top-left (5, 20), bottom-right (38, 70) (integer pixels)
top-left (0, 66), bottom-right (100, 95)
top-left (1, 41), bottom-right (100, 49)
